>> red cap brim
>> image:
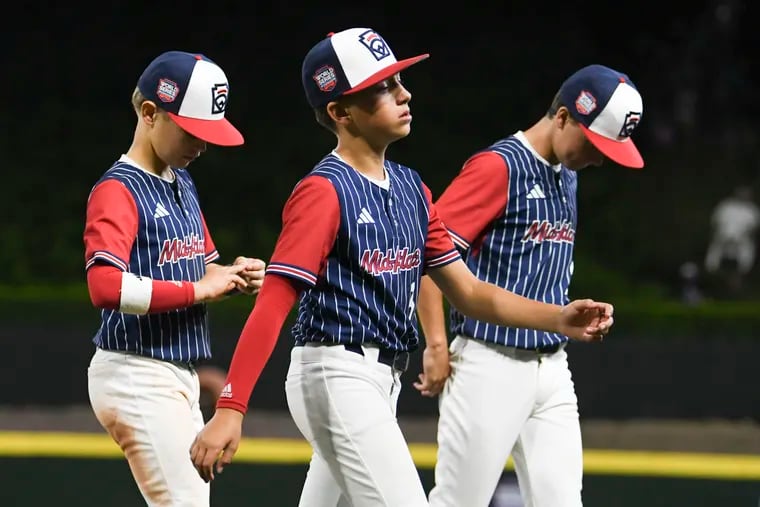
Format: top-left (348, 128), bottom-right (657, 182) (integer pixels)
top-left (168, 113), bottom-right (244, 147)
top-left (343, 54), bottom-right (430, 95)
top-left (580, 124), bottom-right (643, 169)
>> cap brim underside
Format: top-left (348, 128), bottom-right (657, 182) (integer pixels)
top-left (343, 54), bottom-right (430, 95)
top-left (580, 124), bottom-right (643, 169)
top-left (168, 113), bottom-right (245, 147)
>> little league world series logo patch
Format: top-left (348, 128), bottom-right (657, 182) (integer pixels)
top-left (211, 83), bottom-right (228, 114)
top-left (314, 65), bottom-right (338, 93)
top-left (358, 29), bottom-right (391, 61)
top-left (575, 90), bottom-right (597, 115)
top-left (156, 78), bottom-right (179, 103)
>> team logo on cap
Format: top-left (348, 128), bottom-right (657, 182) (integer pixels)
top-left (211, 83), bottom-right (228, 114)
top-left (575, 90), bottom-right (597, 115)
top-left (156, 78), bottom-right (179, 103)
top-left (358, 29), bottom-right (391, 61)
top-left (313, 65), bottom-right (338, 92)
top-left (619, 111), bottom-right (641, 138)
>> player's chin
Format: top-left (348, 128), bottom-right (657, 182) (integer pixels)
top-left (389, 125), bottom-right (412, 141)
top-left (173, 155), bottom-right (199, 168)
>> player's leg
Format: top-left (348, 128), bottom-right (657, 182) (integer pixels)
top-left (296, 451), bottom-right (351, 507)
top-left (511, 348), bottom-right (582, 507)
top-left (427, 337), bottom-right (537, 507)
top-left (736, 239), bottom-right (755, 274)
top-left (704, 239), bottom-right (723, 273)
top-left (88, 349), bottom-right (209, 507)
top-left (286, 344), bottom-right (427, 507)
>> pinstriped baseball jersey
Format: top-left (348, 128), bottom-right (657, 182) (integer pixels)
top-left (85, 158), bottom-right (220, 362)
top-left (267, 153), bottom-right (460, 353)
top-left (444, 133), bottom-right (578, 349)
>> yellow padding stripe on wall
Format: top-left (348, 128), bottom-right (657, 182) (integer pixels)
top-left (1, 432), bottom-right (759, 480)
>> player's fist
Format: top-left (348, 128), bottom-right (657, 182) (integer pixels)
top-left (558, 299), bottom-right (614, 342)
top-left (413, 342), bottom-right (451, 397)
top-left (190, 408), bottom-right (244, 482)
top-left (193, 264), bottom-right (247, 303)
top-left (233, 256), bottom-right (266, 296)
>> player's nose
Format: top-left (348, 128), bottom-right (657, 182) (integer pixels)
top-left (194, 139), bottom-right (208, 154)
top-left (396, 83), bottom-right (412, 104)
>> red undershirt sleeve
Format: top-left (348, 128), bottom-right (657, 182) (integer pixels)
top-left (215, 275), bottom-right (302, 413)
top-left (216, 175), bottom-right (341, 413)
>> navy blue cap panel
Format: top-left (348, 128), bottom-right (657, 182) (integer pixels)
top-left (302, 37), bottom-right (350, 108)
top-left (137, 51), bottom-right (198, 114)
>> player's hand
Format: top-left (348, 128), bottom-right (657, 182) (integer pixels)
top-left (233, 256), bottom-right (266, 296)
top-left (190, 408), bottom-right (244, 482)
top-left (193, 264), bottom-right (247, 303)
top-left (413, 341), bottom-right (451, 397)
top-left (558, 299), bottom-right (614, 342)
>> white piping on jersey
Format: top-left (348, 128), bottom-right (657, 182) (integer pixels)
top-left (513, 131), bottom-right (562, 174)
top-left (331, 150), bottom-right (391, 190)
top-left (119, 154), bottom-right (176, 182)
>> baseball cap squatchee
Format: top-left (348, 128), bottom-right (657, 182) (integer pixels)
top-left (137, 51), bottom-right (244, 146)
top-left (302, 28), bottom-right (429, 108)
top-left (559, 64), bottom-right (644, 168)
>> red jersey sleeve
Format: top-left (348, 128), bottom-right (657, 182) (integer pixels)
top-left (201, 214), bottom-right (220, 264)
top-left (84, 179), bottom-right (138, 272)
top-left (265, 175), bottom-right (341, 286)
top-left (434, 151), bottom-right (509, 251)
top-left (423, 184), bottom-right (461, 270)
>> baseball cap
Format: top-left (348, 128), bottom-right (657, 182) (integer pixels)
top-left (302, 28), bottom-right (429, 108)
top-left (558, 64), bottom-right (643, 168)
top-left (137, 51), bottom-right (244, 146)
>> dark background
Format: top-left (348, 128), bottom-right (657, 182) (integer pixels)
top-left (5, 0), bottom-right (760, 299)
top-left (3, 1), bottom-right (760, 421)
top-left (2, 4), bottom-right (759, 505)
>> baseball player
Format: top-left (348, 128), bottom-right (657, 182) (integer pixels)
top-left (189, 30), bottom-right (614, 507)
top-left (84, 50), bottom-right (266, 507)
top-left (415, 64), bottom-right (644, 507)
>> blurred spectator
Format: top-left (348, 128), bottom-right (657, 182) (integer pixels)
top-left (704, 185), bottom-right (760, 291)
top-left (679, 261), bottom-right (704, 305)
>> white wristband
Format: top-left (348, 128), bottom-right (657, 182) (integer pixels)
top-left (119, 273), bottom-right (153, 315)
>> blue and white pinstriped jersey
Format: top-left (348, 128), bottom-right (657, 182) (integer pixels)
top-left (448, 134), bottom-right (578, 349)
top-left (267, 154), bottom-right (460, 353)
top-left (86, 160), bottom-right (219, 362)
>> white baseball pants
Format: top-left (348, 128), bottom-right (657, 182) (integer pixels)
top-left (88, 348), bottom-right (208, 507)
top-left (285, 343), bottom-right (428, 507)
top-left (427, 336), bottom-right (582, 507)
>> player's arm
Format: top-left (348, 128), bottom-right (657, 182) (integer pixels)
top-left (84, 180), bottom-right (246, 314)
top-left (416, 152), bottom-right (509, 346)
top-left (190, 175), bottom-right (340, 482)
top-left (420, 181), bottom-right (613, 340)
top-left (415, 156), bottom-right (508, 396)
top-left (427, 260), bottom-right (613, 341)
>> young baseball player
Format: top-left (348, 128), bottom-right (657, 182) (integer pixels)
top-left (189, 31), bottom-right (614, 506)
top-left (84, 50), bottom-right (266, 507)
top-left (415, 64), bottom-right (644, 507)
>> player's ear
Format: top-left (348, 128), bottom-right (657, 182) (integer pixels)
top-left (555, 106), bottom-right (572, 129)
top-left (326, 100), bottom-right (351, 125)
top-left (139, 100), bottom-right (160, 126)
